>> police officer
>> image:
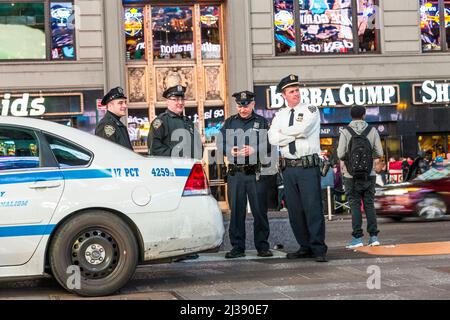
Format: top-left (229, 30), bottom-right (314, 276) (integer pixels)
top-left (268, 75), bottom-right (328, 262)
top-left (148, 85), bottom-right (202, 159)
top-left (221, 90), bottom-right (272, 259)
top-left (95, 86), bottom-right (133, 150)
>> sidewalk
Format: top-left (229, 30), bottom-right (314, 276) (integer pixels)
top-left (219, 209), bottom-right (352, 252)
top-left (221, 209), bottom-right (352, 221)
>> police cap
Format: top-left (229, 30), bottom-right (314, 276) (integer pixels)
top-left (232, 91), bottom-right (255, 106)
top-left (277, 74), bottom-right (300, 93)
top-left (101, 86), bottom-right (127, 105)
top-left (163, 85), bottom-right (187, 99)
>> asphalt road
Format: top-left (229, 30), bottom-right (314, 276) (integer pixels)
top-left (2, 216), bottom-right (450, 301)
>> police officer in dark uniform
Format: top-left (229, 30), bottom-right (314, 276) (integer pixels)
top-left (148, 85), bottom-right (202, 159)
top-left (268, 75), bottom-right (328, 262)
top-left (221, 91), bottom-right (272, 259)
top-left (95, 86), bottom-right (133, 150)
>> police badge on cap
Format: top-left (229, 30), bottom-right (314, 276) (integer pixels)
top-left (163, 85), bottom-right (187, 99)
top-left (277, 74), bottom-right (300, 93)
top-left (101, 86), bottom-right (127, 105)
top-left (232, 90), bottom-right (255, 106)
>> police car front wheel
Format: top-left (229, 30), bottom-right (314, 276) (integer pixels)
top-left (49, 210), bottom-right (139, 297)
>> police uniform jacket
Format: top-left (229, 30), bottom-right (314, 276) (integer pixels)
top-left (268, 103), bottom-right (321, 159)
top-left (148, 109), bottom-right (202, 159)
top-left (220, 112), bottom-right (270, 165)
top-left (95, 111), bottom-right (133, 150)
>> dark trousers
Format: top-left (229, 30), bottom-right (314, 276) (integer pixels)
top-left (343, 176), bottom-right (379, 238)
top-left (283, 166), bottom-right (327, 256)
top-left (227, 173), bottom-right (270, 252)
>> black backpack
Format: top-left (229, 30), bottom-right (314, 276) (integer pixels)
top-left (344, 126), bottom-right (373, 180)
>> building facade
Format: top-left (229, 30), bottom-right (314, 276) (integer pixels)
top-left (2, 0), bottom-right (450, 209)
top-left (0, 0), bottom-right (108, 133)
top-left (230, 0), bottom-right (450, 162)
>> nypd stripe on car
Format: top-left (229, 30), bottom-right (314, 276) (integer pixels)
top-left (0, 116), bottom-right (224, 297)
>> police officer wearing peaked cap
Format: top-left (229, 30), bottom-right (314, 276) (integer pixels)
top-left (147, 85), bottom-right (202, 159)
top-left (95, 86), bottom-right (133, 150)
top-left (220, 90), bottom-right (273, 259)
top-left (268, 74), bottom-right (328, 263)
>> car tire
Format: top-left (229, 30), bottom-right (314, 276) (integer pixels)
top-left (49, 210), bottom-right (138, 297)
top-left (416, 195), bottom-right (447, 220)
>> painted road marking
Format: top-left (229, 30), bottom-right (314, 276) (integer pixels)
top-left (354, 241), bottom-right (450, 256)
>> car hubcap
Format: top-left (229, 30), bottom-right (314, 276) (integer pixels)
top-left (71, 229), bottom-right (120, 279)
top-left (84, 244), bottom-right (106, 265)
top-left (418, 198), bottom-right (446, 219)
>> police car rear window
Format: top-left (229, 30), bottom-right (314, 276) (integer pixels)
top-left (45, 134), bottom-right (91, 167)
top-left (0, 127), bottom-right (40, 171)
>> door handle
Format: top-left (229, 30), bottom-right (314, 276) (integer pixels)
top-left (29, 180), bottom-right (62, 189)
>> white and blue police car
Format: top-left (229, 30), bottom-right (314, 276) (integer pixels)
top-left (0, 116), bottom-right (224, 296)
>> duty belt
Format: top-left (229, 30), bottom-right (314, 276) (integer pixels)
top-left (281, 154), bottom-right (320, 170)
top-left (228, 164), bottom-right (260, 175)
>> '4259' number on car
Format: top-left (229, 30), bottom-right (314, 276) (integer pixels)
top-left (151, 168), bottom-right (173, 177)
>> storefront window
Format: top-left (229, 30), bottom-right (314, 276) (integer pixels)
top-left (418, 135), bottom-right (447, 158)
top-left (299, 0), bottom-right (353, 54)
top-left (50, 2), bottom-right (75, 60)
top-left (273, 0), bottom-right (379, 55)
top-left (127, 109), bottom-right (150, 148)
top-left (445, 0), bottom-right (450, 50)
top-left (447, 135), bottom-right (450, 158)
top-left (274, 0), bottom-right (296, 55)
top-left (124, 7), bottom-right (145, 60)
top-left (152, 6), bottom-right (194, 60)
top-left (357, 0), bottom-right (378, 52)
top-left (420, 0), bottom-right (442, 51)
top-left (204, 106), bottom-right (225, 144)
top-left (0, 3), bottom-right (46, 59)
top-left (200, 6), bottom-right (221, 59)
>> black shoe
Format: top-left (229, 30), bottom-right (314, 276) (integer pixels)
top-left (257, 250), bottom-right (273, 257)
top-left (286, 249), bottom-right (313, 259)
top-left (225, 249), bottom-right (245, 259)
top-left (315, 255), bottom-right (328, 263)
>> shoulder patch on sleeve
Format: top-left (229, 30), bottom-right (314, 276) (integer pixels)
top-left (152, 119), bottom-right (162, 129)
top-left (308, 106), bottom-right (317, 113)
top-left (104, 125), bottom-right (116, 137)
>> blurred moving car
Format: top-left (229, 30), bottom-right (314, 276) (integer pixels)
top-left (375, 164), bottom-right (450, 221)
top-left (0, 117), bottom-right (224, 296)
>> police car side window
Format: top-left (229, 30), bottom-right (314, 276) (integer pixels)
top-left (44, 134), bottom-right (91, 168)
top-left (0, 127), bottom-right (40, 171)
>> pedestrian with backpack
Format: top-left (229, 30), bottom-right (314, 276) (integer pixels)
top-left (337, 106), bottom-right (383, 249)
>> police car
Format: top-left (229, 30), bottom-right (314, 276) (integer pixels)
top-left (0, 116), bottom-right (224, 296)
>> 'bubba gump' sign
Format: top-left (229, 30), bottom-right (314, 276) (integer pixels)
top-left (267, 84), bottom-right (400, 108)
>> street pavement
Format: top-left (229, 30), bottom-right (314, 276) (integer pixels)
top-left (2, 214), bottom-right (450, 300)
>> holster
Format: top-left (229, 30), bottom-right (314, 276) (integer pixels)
top-left (320, 158), bottom-right (331, 177)
top-left (221, 165), bottom-right (228, 183)
top-left (279, 157), bottom-right (286, 171)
